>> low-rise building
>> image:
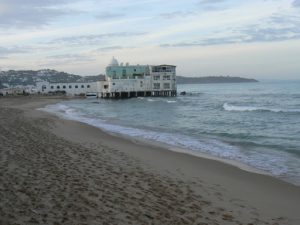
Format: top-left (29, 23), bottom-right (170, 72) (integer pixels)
top-left (36, 57), bottom-right (177, 98)
top-left (36, 81), bottom-right (101, 96)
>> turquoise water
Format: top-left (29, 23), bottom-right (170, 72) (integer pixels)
top-left (43, 80), bottom-right (300, 185)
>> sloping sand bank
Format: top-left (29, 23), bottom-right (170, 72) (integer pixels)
top-left (1, 96), bottom-right (299, 225)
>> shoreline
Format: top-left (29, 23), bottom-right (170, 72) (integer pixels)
top-left (1, 96), bottom-right (300, 224)
top-left (40, 99), bottom-right (296, 186)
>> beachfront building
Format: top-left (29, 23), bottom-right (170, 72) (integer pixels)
top-left (100, 57), bottom-right (177, 98)
top-left (0, 85), bottom-right (37, 96)
top-left (36, 81), bottom-right (101, 96)
top-left (36, 57), bottom-right (177, 98)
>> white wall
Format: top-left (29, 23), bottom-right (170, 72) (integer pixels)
top-left (36, 81), bottom-right (101, 96)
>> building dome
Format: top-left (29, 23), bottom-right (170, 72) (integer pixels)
top-left (109, 57), bottom-right (119, 66)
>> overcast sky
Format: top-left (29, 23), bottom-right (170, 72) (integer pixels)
top-left (0, 0), bottom-right (300, 79)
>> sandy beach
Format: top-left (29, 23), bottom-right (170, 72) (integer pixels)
top-left (1, 96), bottom-right (300, 225)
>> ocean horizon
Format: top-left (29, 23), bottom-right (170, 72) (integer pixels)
top-left (42, 80), bottom-right (300, 185)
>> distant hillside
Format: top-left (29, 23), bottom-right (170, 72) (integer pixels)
top-left (0, 69), bottom-right (105, 87)
top-left (177, 76), bottom-right (258, 84)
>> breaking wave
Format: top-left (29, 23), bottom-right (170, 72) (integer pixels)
top-left (223, 103), bottom-right (300, 113)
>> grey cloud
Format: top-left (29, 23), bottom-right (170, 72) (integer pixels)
top-left (161, 15), bottom-right (300, 47)
top-left (47, 54), bottom-right (95, 61)
top-left (159, 0), bottom-right (228, 20)
top-left (0, 46), bottom-right (28, 56)
top-left (48, 32), bottom-right (147, 46)
top-left (41, 53), bottom-right (95, 67)
top-left (197, 0), bottom-right (228, 11)
top-left (0, 0), bottom-right (79, 28)
top-left (293, 0), bottom-right (300, 7)
top-left (96, 46), bottom-right (124, 51)
top-left (95, 45), bottom-right (138, 53)
top-left (160, 11), bottom-right (196, 19)
top-left (199, 0), bottom-right (226, 3)
top-left (95, 12), bottom-right (126, 20)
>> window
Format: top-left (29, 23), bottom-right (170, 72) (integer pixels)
top-left (87, 85), bottom-right (90, 88)
top-left (51, 86), bottom-right (54, 89)
top-left (140, 81), bottom-right (143, 87)
top-left (81, 85), bottom-right (84, 88)
top-left (153, 83), bottom-right (160, 89)
top-left (104, 85), bottom-right (108, 89)
top-left (69, 85), bottom-right (72, 89)
top-left (57, 85), bottom-right (60, 89)
top-left (112, 83), bottom-right (115, 85)
top-left (163, 75), bottom-right (170, 80)
top-left (75, 85), bottom-right (78, 88)
top-left (63, 85), bottom-right (66, 89)
top-left (154, 75), bottom-right (160, 80)
top-left (163, 83), bottom-right (170, 89)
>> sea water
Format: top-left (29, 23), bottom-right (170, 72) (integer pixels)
top-left (42, 80), bottom-right (300, 185)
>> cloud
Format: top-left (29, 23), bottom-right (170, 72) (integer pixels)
top-left (160, 13), bottom-right (300, 47)
top-left (0, 46), bottom-right (28, 56)
top-left (95, 12), bottom-right (126, 20)
top-left (159, 11), bottom-right (196, 19)
top-left (48, 32), bottom-right (147, 46)
top-left (40, 53), bottom-right (96, 67)
top-left (96, 46), bottom-right (124, 51)
top-left (0, 0), bottom-right (78, 28)
top-left (197, 0), bottom-right (228, 11)
top-left (47, 53), bottom-right (94, 61)
top-left (293, 0), bottom-right (300, 7)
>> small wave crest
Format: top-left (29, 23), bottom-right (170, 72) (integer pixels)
top-left (223, 103), bottom-right (300, 113)
top-left (40, 102), bottom-right (299, 182)
top-left (166, 100), bottom-right (177, 103)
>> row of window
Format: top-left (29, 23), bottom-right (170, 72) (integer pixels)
top-left (154, 75), bottom-right (172, 80)
top-left (49, 84), bottom-right (91, 89)
top-left (153, 83), bottom-right (170, 89)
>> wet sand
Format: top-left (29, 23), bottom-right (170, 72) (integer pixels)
top-left (1, 96), bottom-right (300, 225)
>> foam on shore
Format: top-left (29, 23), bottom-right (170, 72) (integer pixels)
top-left (40, 102), bottom-right (300, 185)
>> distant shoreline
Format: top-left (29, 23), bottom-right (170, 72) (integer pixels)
top-left (177, 76), bottom-right (258, 84)
top-left (0, 69), bottom-right (257, 88)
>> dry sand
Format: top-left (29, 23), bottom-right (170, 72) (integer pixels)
top-left (0, 96), bottom-right (300, 225)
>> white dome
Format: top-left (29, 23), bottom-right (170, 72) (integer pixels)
top-left (109, 57), bottom-right (119, 66)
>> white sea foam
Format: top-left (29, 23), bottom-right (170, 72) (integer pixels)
top-left (223, 103), bottom-right (300, 113)
top-left (40, 102), bottom-right (293, 179)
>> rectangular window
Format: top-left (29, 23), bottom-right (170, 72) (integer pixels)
top-left (63, 85), bottom-right (66, 89)
top-left (163, 83), bottom-right (170, 89)
top-left (75, 85), bottom-right (78, 88)
top-left (163, 75), bottom-right (170, 80)
top-left (153, 83), bottom-right (160, 89)
top-left (153, 75), bottom-right (160, 80)
top-left (69, 85), bottom-right (72, 89)
top-left (81, 85), bottom-right (84, 88)
top-left (51, 86), bottom-right (54, 89)
top-left (87, 85), bottom-right (90, 88)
